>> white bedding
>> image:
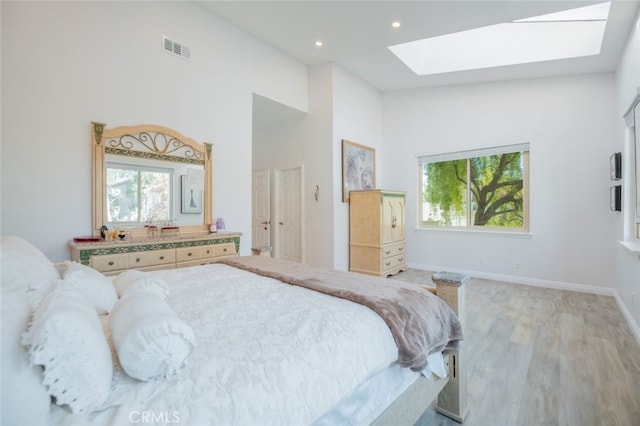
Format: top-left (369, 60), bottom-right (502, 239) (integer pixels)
top-left (51, 263), bottom-right (411, 425)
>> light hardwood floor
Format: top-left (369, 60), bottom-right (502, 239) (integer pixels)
top-left (391, 269), bottom-right (640, 426)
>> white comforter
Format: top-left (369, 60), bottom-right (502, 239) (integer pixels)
top-left (52, 264), bottom-right (400, 426)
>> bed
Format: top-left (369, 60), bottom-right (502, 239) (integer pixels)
top-left (1, 236), bottom-right (468, 426)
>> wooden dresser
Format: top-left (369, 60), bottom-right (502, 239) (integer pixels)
top-left (69, 232), bottom-right (241, 276)
top-left (349, 190), bottom-right (407, 277)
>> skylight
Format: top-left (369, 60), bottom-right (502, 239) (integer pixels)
top-left (389, 2), bottom-right (611, 76)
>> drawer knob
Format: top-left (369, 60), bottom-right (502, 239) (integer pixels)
top-left (135, 257), bottom-right (141, 263)
top-left (385, 261), bottom-right (391, 266)
top-left (188, 252), bottom-right (193, 257)
top-left (398, 247), bottom-right (404, 252)
top-left (159, 256), bottom-right (165, 260)
top-left (398, 257), bottom-right (404, 262)
top-left (206, 249), bottom-right (210, 254)
top-left (108, 261), bottom-right (114, 266)
top-left (223, 248), bottom-right (227, 252)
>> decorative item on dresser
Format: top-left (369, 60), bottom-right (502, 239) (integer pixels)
top-left (349, 190), bottom-right (408, 277)
top-left (69, 233), bottom-right (241, 276)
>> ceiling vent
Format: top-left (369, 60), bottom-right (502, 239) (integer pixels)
top-left (162, 36), bottom-right (190, 61)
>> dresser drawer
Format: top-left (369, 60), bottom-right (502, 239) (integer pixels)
top-left (91, 252), bottom-right (146, 272)
top-left (206, 243), bottom-right (235, 258)
top-left (176, 246), bottom-right (203, 262)
top-left (199, 245), bottom-right (217, 259)
top-left (176, 258), bottom-right (210, 268)
top-left (382, 253), bottom-right (406, 273)
top-left (146, 249), bottom-right (175, 267)
top-left (177, 243), bottom-right (236, 262)
top-left (382, 242), bottom-right (405, 259)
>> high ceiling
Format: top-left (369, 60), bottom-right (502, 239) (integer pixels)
top-left (199, 0), bottom-right (640, 92)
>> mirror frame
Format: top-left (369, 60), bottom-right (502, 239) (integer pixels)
top-left (92, 122), bottom-right (213, 238)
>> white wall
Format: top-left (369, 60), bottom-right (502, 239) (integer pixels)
top-left (332, 65), bottom-right (382, 270)
top-left (252, 65), bottom-right (336, 267)
top-left (251, 96), bottom-right (306, 256)
top-left (382, 73), bottom-right (618, 291)
top-left (251, 64), bottom-right (382, 269)
top-left (252, 65), bottom-right (336, 268)
top-left (614, 10), bottom-right (640, 337)
top-left (301, 65), bottom-right (335, 267)
top-left (1, 1), bottom-right (308, 261)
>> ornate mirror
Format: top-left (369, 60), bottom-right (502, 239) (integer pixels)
top-left (92, 122), bottom-right (213, 238)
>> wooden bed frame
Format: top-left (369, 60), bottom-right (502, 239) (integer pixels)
top-left (89, 122), bottom-right (468, 424)
top-left (374, 279), bottom-right (469, 424)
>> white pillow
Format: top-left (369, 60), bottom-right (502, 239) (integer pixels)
top-left (61, 261), bottom-right (118, 314)
top-left (0, 235), bottom-right (60, 307)
top-left (21, 285), bottom-right (113, 414)
top-left (110, 293), bottom-right (195, 381)
top-left (1, 289), bottom-right (50, 426)
top-left (114, 270), bottom-right (170, 301)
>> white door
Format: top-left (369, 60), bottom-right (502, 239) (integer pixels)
top-left (276, 167), bottom-right (302, 262)
top-left (251, 170), bottom-right (271, 250)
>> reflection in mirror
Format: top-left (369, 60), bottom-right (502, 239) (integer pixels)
top-left (92, 122), bottom-right (212, 238)
top-left (106, 159), bottom-right (173, 224)
top-left (105, 155), bottom-right (204, 226)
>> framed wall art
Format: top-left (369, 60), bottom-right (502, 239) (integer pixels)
top-left (342, 139), bottom-right (375, 202)
top-left (610, 185), bottom-right (621, 212)
top-left (610, 152), bottom-right (622, 180)
top-left (181, 175), bottom-right (202, 214)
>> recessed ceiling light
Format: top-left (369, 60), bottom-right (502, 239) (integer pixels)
top-left (315, 40), bottom-right (323, 47)
top-left (392, 21), bottom-right (401, 28)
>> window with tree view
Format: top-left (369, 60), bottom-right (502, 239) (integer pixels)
top-left (418, 143), bottom-right (529, 231)
top-left (106, 163), bottom-right (173, 225)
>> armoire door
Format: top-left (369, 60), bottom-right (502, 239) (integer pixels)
top-left (381, 194), bottom-right (405, 244)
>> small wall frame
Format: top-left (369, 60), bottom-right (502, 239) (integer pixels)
top-left (181, 175), bottom-right (203, 214)
top-left (610, 152), bottom-right (622, 180)
top-left (610, 185), bottom-right (621, 212)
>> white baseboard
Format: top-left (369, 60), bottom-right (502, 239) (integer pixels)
top-left (408, 262), bottom-right (640, 345)
top-left (614, 291), bottom-right (640, 346)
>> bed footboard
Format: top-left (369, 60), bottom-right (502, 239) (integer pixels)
top-left (373, 274), bottom-right (469, 425)
top-left (433, 273), bottom-right (469, 423)
top-left (371, 373), bottom-right (449, 426)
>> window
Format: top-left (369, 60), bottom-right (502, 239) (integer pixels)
top-left (389, 3), bottom-right (610, 76)
top-left (417, 143), bottom-right (529, 232)
top-left (106, 162), bottom-right (173, 225)
top-left (623, 90), bottom-right (640, 241)
top-left (633, 99), bottom-right (640, 240)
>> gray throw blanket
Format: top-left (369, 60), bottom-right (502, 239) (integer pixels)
top-left (221, 256), bottom-right (463, 372)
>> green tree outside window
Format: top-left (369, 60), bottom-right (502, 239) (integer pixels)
top-left (420, 146), bottom-right (529, 231)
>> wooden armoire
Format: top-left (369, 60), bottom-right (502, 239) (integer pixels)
top-left (349, 190), bottom-right (407, 277)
